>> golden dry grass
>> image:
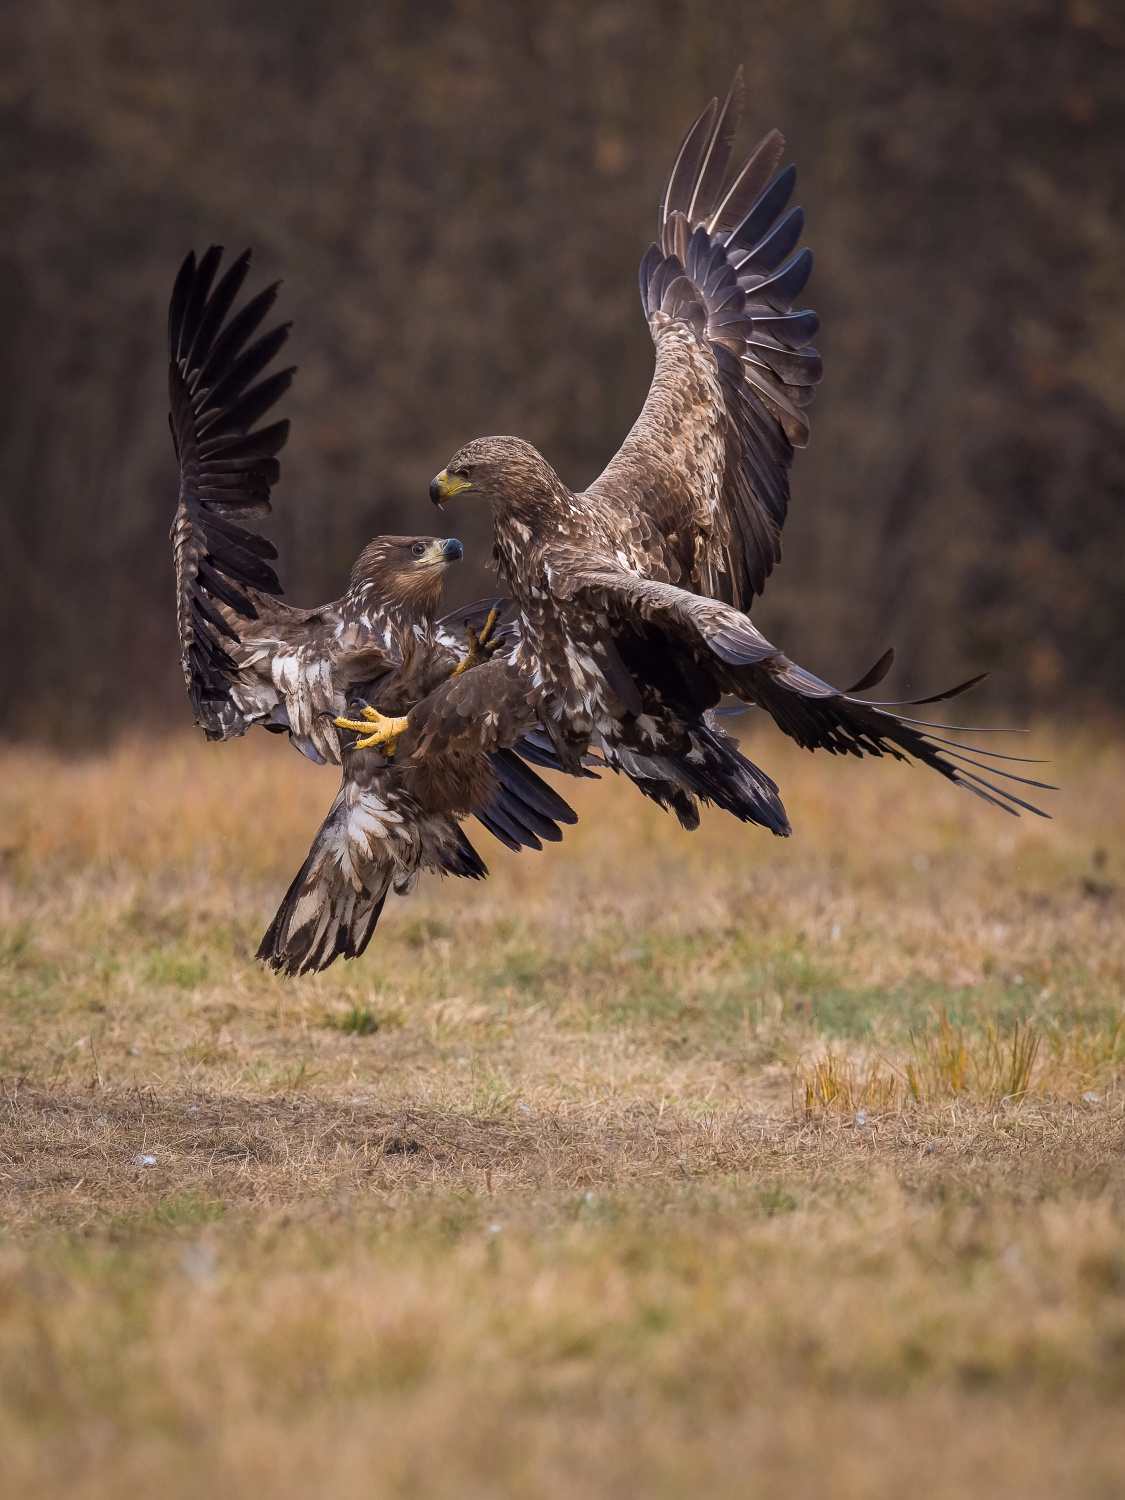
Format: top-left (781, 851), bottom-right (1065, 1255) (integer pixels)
top-left (1, 725), bottom-right (1124, 1497)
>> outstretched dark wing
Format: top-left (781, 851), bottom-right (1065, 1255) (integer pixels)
top-left (729, 659), bottom-right (1053, 820)
top-left (585, 69), bottom-right (821, 606)
top-left (168, 246), bottom-right (294, 737)
top-left (476, 747), bottom-right (579, 852)
top-left (545, 547), bottom-right (1050, 819)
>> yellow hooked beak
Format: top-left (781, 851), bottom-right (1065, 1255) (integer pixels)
top-left (429, 469), bottom-right (471, 506)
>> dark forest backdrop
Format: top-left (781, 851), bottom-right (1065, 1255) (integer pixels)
top-left (0, 0), bottom-right (1122, 737)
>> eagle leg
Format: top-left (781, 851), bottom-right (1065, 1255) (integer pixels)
top-left (334, 705), bottom-right (409, 753)
top-left (449, 605), bottom-right (502, 679)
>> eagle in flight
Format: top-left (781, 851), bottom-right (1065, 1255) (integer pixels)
top-left (169, 247), bottom-right (584, 973)
top-left (167, 73), bottom-right (1049, 973)
top-left (417, 68), bottom-right (1051, 822)
top-left (167, 241), bottom-right (788, 972)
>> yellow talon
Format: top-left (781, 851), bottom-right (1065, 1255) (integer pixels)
top-left (334, 708), bottom-right (409, 752)
top-left (449, 605), bottom-right (502, 679)
top-left (449, 627), bottom-right (479, 679)
top-left (478, 603), bottom-right (501, 646)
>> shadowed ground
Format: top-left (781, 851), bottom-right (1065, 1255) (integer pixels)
top-left (1, 727), bottom-right (1123, 1496)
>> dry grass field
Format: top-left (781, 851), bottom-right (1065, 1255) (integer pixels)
top-left (1, 725), bottom-right (1124, 1498)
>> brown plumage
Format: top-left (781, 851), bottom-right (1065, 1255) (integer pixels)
top-left (168, 247), bottom-right (577, 974)
top-left (597, 67), bottom-right (819, 608)
top-left (428, 76), bottom-right (1052, 822)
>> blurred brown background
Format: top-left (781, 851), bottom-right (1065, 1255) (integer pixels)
top-left (0, 0), bottom-right (1121, 737)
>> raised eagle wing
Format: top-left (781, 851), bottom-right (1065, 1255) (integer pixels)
top-left (169, 247), bottom-right (391, 760)
top-left (583, 69), bottom-right (821, 606)
top-left (169, 246), bottom-right (292, 735)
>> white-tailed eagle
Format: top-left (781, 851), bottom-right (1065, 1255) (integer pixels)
top-left (420, 70), bottom-right (1051, 821)
top-left (168, 247), bottom-right (580, 972)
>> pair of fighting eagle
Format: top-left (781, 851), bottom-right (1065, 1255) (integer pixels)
top-left (169, 69), bottom-right (1048, 976)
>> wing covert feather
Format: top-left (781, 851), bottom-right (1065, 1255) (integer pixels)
top-left (398, 657), bottom-right (542, 762)
top-left (546, 548), bottom-right (780, 667)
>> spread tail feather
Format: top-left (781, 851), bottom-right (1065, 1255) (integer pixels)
top-left (257, 836), bottom-right (392, 978)
top-left (600, 723), bottom-right (791, 836)
top-left (257, 783), bottom-right (400, 976)
top-left (671, 721), bottom-right (791, 835)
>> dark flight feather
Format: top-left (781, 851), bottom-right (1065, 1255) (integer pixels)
top-left (686, 67), bottom-right (745, 225)
top-left (727, 165), bottom-right (798, 254)
top-left (194, 284), bottom-right (283, 394)
top-left (169, 246), bottom-right (291, 736)
top-left (490, 748), bottom-right (579, 824)
top-left (474, 799), bottom-right (544, 852)
top-left (706, 129), bottom-right (786, 236)
top-left (660, 98), bottom-right (719, 228)
top-left (845, 648), bottom-right (896, 695)
top-left (201, 324), bottom-right (293, 416)
top-left (739, 207), bottom-right (806, 276)
top-left (185, 250), bottom-right (252, 370)
top-left (742, 248), bottom-right (815, 315)
top-left (175, 245), bottom-right (223, 364)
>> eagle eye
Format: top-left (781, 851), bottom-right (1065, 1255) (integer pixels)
top-left (411, 542), bottom-right (426, 557)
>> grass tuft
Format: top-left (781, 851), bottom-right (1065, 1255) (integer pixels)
top-left (325, 1004), bottom-right (381, 1036)
top-left (800, 1048), bottom-right (902, 1115)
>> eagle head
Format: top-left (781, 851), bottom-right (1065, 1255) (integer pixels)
top-left (349, 535), bottom-right (463, 618)
top-left (430, 436), bottom-right (561, 520)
